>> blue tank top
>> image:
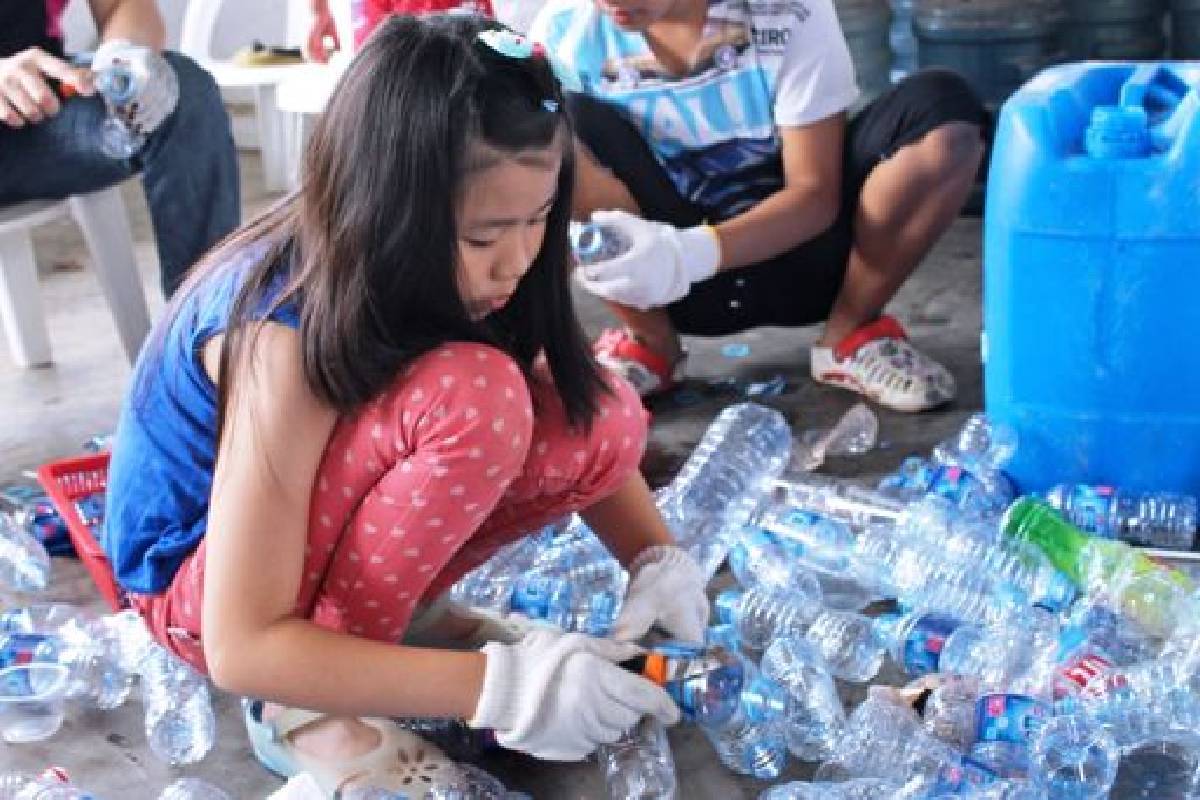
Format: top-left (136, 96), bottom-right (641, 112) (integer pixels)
top-left (104, 244), bottom-right (300, 594)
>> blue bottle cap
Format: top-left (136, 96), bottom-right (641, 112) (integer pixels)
top-left (714, 588), bottom-right (743, 626)
top-left (1086, 106), bottom-right (1151, 159)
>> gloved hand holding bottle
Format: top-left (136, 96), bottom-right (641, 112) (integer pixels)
top-left (469, 629), bottom-right (679, 761)
top-left (90, 39), bottom-right (179, 157)
top-left (573, 209), bottom-right (722, 311)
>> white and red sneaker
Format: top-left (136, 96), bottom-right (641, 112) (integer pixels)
top-left (593, 328), bottom-right (684, 399)
top-left (810, 316), bottom-right (956, 413)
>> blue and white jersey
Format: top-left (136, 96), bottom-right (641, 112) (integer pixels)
top-left (533, 0), bottom-right (859, 217)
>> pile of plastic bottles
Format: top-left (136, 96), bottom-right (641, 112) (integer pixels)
top-left (708, 412), bottom-right (1200, 798)
top-left (0, 769), bottom-right (230, 799)
top-left (450, 404), bottom-right (1200, 799)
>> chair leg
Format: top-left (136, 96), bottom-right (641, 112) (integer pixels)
top-left (0, 230), bottom-right (52, 367)
top-left (69, 188), bottom-right (151, 365)
top-left (255, 84), bottom-right (290, 193)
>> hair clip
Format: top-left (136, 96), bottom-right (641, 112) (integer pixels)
top-left (477, 29), bottom-right (535, 59)
top-left (476, 28), bottom-right (583, 94)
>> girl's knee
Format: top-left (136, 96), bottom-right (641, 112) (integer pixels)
top-left (379, 342), bottom-right (535, 470)
top-left (586, 373), bottom-right (649, 476)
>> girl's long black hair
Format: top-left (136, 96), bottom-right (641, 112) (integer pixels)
top-left (154, 14), bottom-right (604, 439)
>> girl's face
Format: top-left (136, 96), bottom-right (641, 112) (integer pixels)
top-left (594, 0), bottom-right (680, 30)
top-left (457, 144), bottom-right (563, 320)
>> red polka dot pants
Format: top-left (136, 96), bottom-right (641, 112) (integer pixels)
top-left (129, 343), bottom-right (647, 673)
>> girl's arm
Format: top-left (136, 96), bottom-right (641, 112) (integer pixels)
top-left (200, 323), bottom-right (485, 719)
top-left (579, 471), bottom-right (674, 567)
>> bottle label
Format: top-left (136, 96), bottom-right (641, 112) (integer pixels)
top-left (1054, 651), bottom-right (1114, 700)
top-left (928, 466), bottom-right (984, 503)
top-left (902, 614), bottom-right (959, 676)
top-left (974, 694), bottom-right (1048, 745)
top-left (1066, 486), bottom-right (1116, 536)
top-left (0, 633), bottom-right (52, 668)
top-left (932, 755), bottom-right (999, 793)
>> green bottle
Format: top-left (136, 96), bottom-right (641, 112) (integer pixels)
top-left (1001, 497), bottom-right (1191, 591)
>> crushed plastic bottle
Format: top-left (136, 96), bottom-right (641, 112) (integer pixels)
top-left (0, 518), bottom-right (51, 592)
top-left (792, 403), bottom-right (878, 472)
top-left (755, 637), bottom-right (845, 761)
top-left (1028, 713), bottom-right (1118, 799)
top-left (139, 645), bottom-right (215, 765)
top-left (92, 45), bottom-right (180, 159)
top-left (598, 716), bottom-right (677, 800)
top-left (156, 778), bottom-right (232, 800)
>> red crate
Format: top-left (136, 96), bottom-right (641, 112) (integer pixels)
top-left (35, 452), bottom-right (127, 611)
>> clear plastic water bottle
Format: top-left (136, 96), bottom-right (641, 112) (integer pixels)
top-left (156, 778), bottom-right (232, 800)
top-left (932, 414), bottom-right (1018, 476)
top-left (743, 502), bottom-right (857, 577)
top-left (625, 642), bottom-right (745, 728)
top-left (1044, 483), bottom-right (1198, 550)
top-left (883, 458), bottom-right (1015, 518)
top-left (505, 575), bottom-right (619, 636)
top-left (0, 604), bottom-right (85, 635)
top-left (571, 222), bottom-right (632, 266)
top-left (889, 0), bottom-right (919, 82)
top-left (772, 475), bottom-right (906, 531)
top-left (727, 528), bottom-right (826, 593)
top-left (874, 611), bottom-right (962, 677)
top-left (704, 704), bottom-right (789, 780)
top-left (922, 674), bottom-right (982, 751)
top-left (970, 668), bottom-right (1054, 780)
top-left (661, 403), bottom-right (793, 526)
top-left (0, 627), bottom-right (131, 710)
top-left (803, 610), bottom-right (885, 683)
top-left (2, 769), bottom-right (98, 800)
top-left (0, 518), bottom-right (51, 592)
top-left (714, 586), bottom-right (822, 651)
top-left (598, 716), bottom-right (677, 800)
top-left (1028, 713), bottom-right (1118, 799)
top-left (851, 524), bottom-right (1020, 626)
top-left (92, 46), bottom-right (179, 159)
top-left (426, 763), bottom-right (510, 800)
top-left (756, 637), bottom-right (845, 761)
top-left (815, 687), bottom-right (922, 782)
top-left (759, 779), bottom-right (902, 799)
top-left (139, 645), bottom-right (216, 765)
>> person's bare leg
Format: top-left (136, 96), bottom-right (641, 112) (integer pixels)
top-left (261, 707), bottom-right (382, 760)
top-left (818, 121), bottom-right (984, 347)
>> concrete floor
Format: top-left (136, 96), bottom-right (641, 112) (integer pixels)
top-left (0, 152), bottom-right (986, 798)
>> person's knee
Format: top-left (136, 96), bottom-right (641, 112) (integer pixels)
top-left (161, 52), bottom-right (232, 138)
top-left (388, 342), bottom-right (536, 477)
top-left (583, 373), bottom-right (649, 482)
top-left (917, 121), bottom-right (985, 180)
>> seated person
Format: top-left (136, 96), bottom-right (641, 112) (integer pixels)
top-left (533, 0), bottom-right (989, 412)
top-left (307, 0), bottom-right (495, 60)
top-left (0, 0), bottom-right (240, 297)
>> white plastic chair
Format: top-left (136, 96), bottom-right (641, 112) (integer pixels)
top-left (0, 188), bottom-right (150, 368)
top-left (180, 0), bottom-right (310, 192)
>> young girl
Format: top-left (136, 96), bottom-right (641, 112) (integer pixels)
top-left (103, 16), bottom-right (707, 796)
top-left (533, 0), bottom-right (989, 412)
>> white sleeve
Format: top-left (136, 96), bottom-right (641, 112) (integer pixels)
top-left (773, 0), bottom-right (861, 128)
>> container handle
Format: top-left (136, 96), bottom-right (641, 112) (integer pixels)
top-left (1118, 64), bottom-right (1198, 154)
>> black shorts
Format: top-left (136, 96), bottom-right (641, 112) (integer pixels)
top-left (569, 69), bottom-right (989, 337)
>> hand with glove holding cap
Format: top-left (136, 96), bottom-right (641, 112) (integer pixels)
top-left (469, 629), bottom-right (679, 761)
top-left (574, 209), bottom-right (723, 311)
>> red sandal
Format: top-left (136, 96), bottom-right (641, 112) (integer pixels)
top-left (593, 328), bottom-right (685, 399)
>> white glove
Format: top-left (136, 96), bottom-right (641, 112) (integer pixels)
top-left (91, 40), bottom-right (179, 137)
top-left (612, 545), bottom-right (709, 643)
top-left (575, 209), bottom-right (721, 311)
top-left (469, 629), bottom-right (679, 761)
